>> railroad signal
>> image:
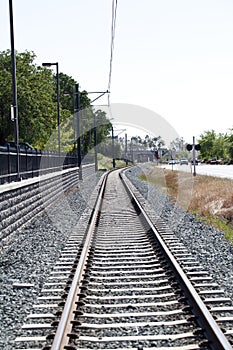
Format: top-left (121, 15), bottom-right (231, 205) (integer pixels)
top-left (186, 143), bottom-right (201, 151)
top-left (186, 137), bottom-right (201, 177)
top-left (186, 144), bottom-right (201, 151)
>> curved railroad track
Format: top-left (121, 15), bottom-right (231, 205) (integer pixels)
top-left (15, 168), bottom-right (233, 350)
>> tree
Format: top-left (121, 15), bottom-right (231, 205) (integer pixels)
top-left (0, 50), bottom-right (113, 153)
top-left (59, 72), bottom-right (91, 114)
top-left (212, 133), bottom-right (228, 159)
top-left (198, 130), bottom-right (217, 159)
top-left (97, 137), bottom-right (122, 159)
top-left (0, 50), bottom-right (58, 148)
top-left (226, 129), bottom-right (233, 159)
top-left (0, 49), bottom-right (116, 157)
top-left (198, 130), bottom-right (232, 160)
top-left (65, 107), bottom-right (113, 157)
top-left (142, 134), bottom-right (165, 150)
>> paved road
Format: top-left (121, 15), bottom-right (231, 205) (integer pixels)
top-left (163, 163), bottom-right (233, 180)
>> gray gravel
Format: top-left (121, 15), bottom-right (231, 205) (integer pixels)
top-left (0, 172), bottom-right (101, 350)
top-left (1, 165), bottom-right (233, 349)
top-left (125, 164), bottom-right (233, 302)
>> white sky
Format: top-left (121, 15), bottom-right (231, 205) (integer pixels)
top-left (1, 0), bottom-right (233, 143)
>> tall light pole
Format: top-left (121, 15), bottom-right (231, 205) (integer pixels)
top-left (42, 62), bottom-right (60, 156)
top-left (9, 0), bottom-right (20, 180)
top-left (112, 126), bottom-right (116, 168)
top-left (74, 83), bottom-right (82, 180)
top-left (61, 89), bottom-right (109, 174)
top-left (88, 90), bottom-right (109, 172)
top-left (93, 112), bottom-right (98, 172)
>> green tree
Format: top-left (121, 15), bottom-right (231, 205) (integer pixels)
top-left (0, 51), bottom-right (13, 141)
top-left (142, 134), bottom-right (165, 150)
top-left (212, 133), bottom-right (228, 159)
top-left (198, 130), bottom-right (232, 160)
top-left (59, 72), bottom-right (90, 114)
top-left (226, 129), bottom-right (233, 159)
top-left (198, 130), bottom-right (217, 159)
top-left (0, 50), bottom-right (113, 154)
top-left (0, 50), bottom-right (58, 148)
top-left (98, 137), bottom-right (122, 159)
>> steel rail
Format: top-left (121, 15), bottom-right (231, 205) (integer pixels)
top-left (120, 170), bottom-right (232, 350)
top-left (49, 168), bottom-right (232, 350)
top-left (50, 171), bottom-right (108, 350)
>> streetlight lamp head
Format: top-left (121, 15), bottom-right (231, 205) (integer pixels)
top-left (42, 62), bottom-right (58, 67)
top-left (42, 62), bottom-right (52, 67)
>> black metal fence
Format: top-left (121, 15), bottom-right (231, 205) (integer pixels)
top-left (0, 148), bottom-right (81, 184)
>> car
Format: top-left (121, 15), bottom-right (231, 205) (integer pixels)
top-left (0, 141), bottom-right (17, 151)
top-left (19, 142), bottom-right (37, 153)
top-left (180, 158), bottom-right (188, 165)
top-left (210, 157), bottom-right (218, 164)
top-left (0, 141), bottom-right (37, 153)
top-left (168, 159), bottom-right (176, 165)
top-left (1, 141), bottom-right (15, 151)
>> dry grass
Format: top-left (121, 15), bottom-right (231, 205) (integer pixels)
top-left (139, 166), bottom-right (233, 242)
top-left (190, 176), bottom-right (233, 220)
top-left (97, 154), bottom-right (130, 170)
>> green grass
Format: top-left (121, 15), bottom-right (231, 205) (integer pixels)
top-left (203, 215), bottom-right (233, 242)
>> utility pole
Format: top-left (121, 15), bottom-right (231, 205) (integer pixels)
top-left (88, 90), bottom-right (109, 172)
top-left (186, 137), bottom-right (201, 177)
top-left (56, 63), bottom-right (60, 156)
top-left (112, 126), bottom-right (115, 168)
top-left (192, 136), bottom-right (197, 176)
top-left (42, 62), bottom-right (60, 156)
top-left (94, 113), bottom-right (98, 172)
top-left (75, 83), bottom-right (82, 180)
top-left (125, 133), bottom-right (128, 166)
top-left (9, 0), bottom-right (20, 180)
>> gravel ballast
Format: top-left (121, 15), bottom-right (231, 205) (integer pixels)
top-left (0, 172), bottom-right (101, 349)
top-left (125, 164), bottom-right (233, 302)
top-left (1, 165), bottom-right (233, 349)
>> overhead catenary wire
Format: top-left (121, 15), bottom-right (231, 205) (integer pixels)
top-left (107, 0), bottom-right (118, 107)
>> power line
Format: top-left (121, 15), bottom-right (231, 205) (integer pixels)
top-left (107, 0), bottom-right (118, 106)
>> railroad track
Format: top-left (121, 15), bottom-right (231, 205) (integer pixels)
top-left (15, 168), bottom-right (233, 350)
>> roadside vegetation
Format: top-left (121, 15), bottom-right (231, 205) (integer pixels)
top-left (0, 50), bottom-right (112, 153)
top-left (139, 165), bottom-right (233, 242)
top-left (97, 154), bottom-right (131, 170)
top-left (198, 130), bottom-right (233, 163)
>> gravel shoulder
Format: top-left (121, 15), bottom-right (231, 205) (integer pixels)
top-left (0, 172), bottom-right (101, 349)
top-left (1, 165), bottom-right (233, 349)
top-left (125, 164), bottom-right (233, 302)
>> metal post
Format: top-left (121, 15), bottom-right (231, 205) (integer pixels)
top-left (9, 0), bottom-right (20, 180)
top-left (71, 89), bottom-right (76, 153)
top-left (130, 139), bottom-right (134, 163)
top-left (125, 133), bottom-right (128, 166)
top-left (56, 63), bottom-right (61, 157)
top-left (94, 113), bottom-right (98, 171)
top-left (42, 62), bottom-right (61, 157)
top-left (75, 83), bottom-right (82, 180)
top-left (193, 136), bottom-right (196, 176)
top-left (112, 126), bottom-right (115, 168)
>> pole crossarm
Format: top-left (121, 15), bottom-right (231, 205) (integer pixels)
top-left (88, 90), bottom-right (110, 104)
